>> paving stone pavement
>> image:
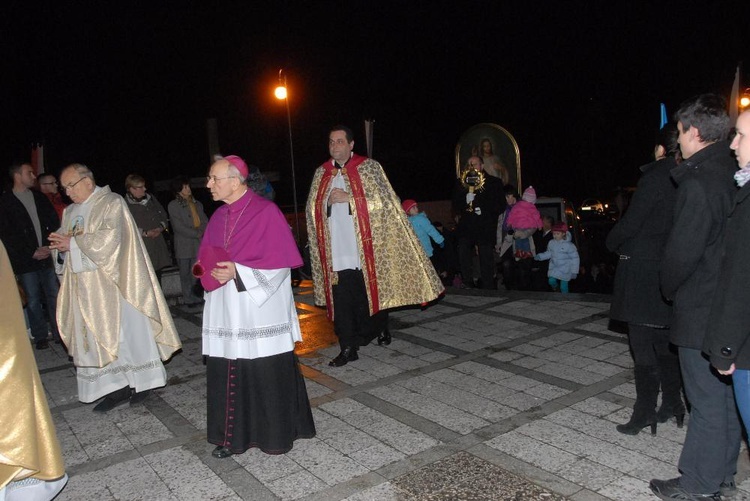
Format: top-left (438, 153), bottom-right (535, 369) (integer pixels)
top-left (35, 283), bottom-right (750, 500)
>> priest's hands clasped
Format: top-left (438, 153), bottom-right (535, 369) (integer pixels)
top-left (48, 232), bottom-right (71, 253)
top-left (211, 261), bottom-right (236, 285)
top-left (328, 188), bottom-right (350, 205)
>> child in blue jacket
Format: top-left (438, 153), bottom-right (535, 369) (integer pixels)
top-left (403, 199), bottom-right (444, 258)
top-left (534, 221), bottom-right (579, 293)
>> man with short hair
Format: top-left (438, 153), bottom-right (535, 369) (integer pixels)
top-left (48, 164), bottom-right (181, 412)
top-left (650, 94), bottom-right (741, 501)
top-left (0, 163), bottom-right (60, 349)
top-left (38, 173), bottom-right (67, 220)
top-left (535, 215), bottom-right (554, 254)
top-left (197, 155), bottom-right (315, 458)
top-left (306, 125), bottom-right (444, 366)
top-left (531, 214), bottom-right (554, 290)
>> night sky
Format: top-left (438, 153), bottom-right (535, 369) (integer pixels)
top-left (4, 1), bottom-right (749, 209)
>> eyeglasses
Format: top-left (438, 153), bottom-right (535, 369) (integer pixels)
top-left (206, 175), bottom-right (236, 184)
top-left (63, 177), bottom-right (87, 191)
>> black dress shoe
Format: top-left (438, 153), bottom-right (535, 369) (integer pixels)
top-left (377, 327), bottom-right (392, 346)
top-left (93, 387), bottom-right (132, 413)
top-left (35, 339), bottom-right (49, 350)
top-left (212, 446), bottom-right (234, 458)
top-left (129, 389), bottom-right (151, 405)
top-left (329, 346), bottom-right (359, 367)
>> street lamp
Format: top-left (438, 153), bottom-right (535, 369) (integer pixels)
top-left (741, 88), bottom-right (750, 110)
top-left (275, 69), bottom-right (301, 244)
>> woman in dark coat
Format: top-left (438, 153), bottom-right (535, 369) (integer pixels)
top-left (704, 110), bottom-right (750, 430)
top-left (125, 174), bottom-right (173, 276)
top-left (167, 176), bottom-right (208, 306)
top-left (606, 124), bottom-right (683, 435)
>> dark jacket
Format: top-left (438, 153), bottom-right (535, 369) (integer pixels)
top-left (704, 182), bottom-right (750, 370)
top-left (607, 157), bottom-right (676, 327)
top-left (659, 141), bottom-right (737, 349)
top-left (0, 189), bottom-right (60, 274)
top-left (533, 230), bottom-right (553, 254)
top-left (452, 171), bottom-right (505, 245)
top-left (125, 194), bottom-right (173, 271)
top-left (167, 196), bottom-right (208, 260)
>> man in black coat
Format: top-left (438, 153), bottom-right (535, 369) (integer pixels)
top-left (0, 163), bottom-right (61, 349)
top-left (452, 155), bottom-right (505, 289)
top-left (650, 94), bottom-right (741, 501)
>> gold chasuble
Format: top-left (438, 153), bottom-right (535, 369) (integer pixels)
top-left (55, 187), bottom-right (181, 367)
top-left (0, 240), bottom-right (65, 488)
top-left (306, 155), bottom-right (444, 320)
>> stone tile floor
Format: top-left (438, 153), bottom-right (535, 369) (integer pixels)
top-left (34, 284), bottom-right (750, 500)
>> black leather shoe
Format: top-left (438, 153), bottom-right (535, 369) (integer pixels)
top-left (377, 327), bottom-right (392, 346)
top-left (212, 446), bottom-right (234, 458)
top-left (35, 339), bottom-right (49, 350)
top-left (130, 389), bottom-right (151, 405)
top-left (329, 346), bottom-right (359, 367)
top-left (93, 387), bottom-right (132, 413)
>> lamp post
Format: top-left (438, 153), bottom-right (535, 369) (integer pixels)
top-left (275, 69), bottom-right (301, 244)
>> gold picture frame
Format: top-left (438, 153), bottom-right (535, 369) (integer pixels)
top-left (455, 123), bottom-right (521, 191)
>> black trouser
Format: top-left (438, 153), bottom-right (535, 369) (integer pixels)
top-left (331, 269), bottom-right (388, 348)
top-left (499, 248), bottom-right (516, 289)
top-left (458, 238), bottom-right (494, 289)
top-left (677, 347), bottom-right (741, 494)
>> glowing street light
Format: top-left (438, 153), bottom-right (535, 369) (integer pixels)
top-left (274, 69), bottom-right (301, 244)
top-left (741, 88), bottom-right (750, 110)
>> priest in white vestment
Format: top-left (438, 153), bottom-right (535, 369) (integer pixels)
top-left (49, 164), bottom-right (182, 413)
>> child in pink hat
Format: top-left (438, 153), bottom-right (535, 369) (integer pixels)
top-left (505, 186), bottom-right (543, 259)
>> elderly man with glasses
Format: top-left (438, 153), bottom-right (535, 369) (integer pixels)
top-left (48, 164), bottom-right (182, 413)
top-left (196, 155), bottom-right (315, 459)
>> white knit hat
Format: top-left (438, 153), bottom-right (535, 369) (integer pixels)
top-left (522, 186), bottom-right (537, 203)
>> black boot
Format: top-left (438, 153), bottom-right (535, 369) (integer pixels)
top-left (616, 365), bottom-right (659, 435)
top-left (656, 353), bottom-right (686, 427)
top-left (377, 326), bottom-right (392, 346)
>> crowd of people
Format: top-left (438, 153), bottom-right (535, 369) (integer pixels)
top-left (0, 153), bottom-right (296, 497)
top-left (607, 94), bottom-right (750, 501)
top-left (2, 94), bottom-right (750, 500)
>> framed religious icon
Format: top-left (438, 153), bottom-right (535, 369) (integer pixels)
top-left (455, 123), bottom-right (521, 191)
